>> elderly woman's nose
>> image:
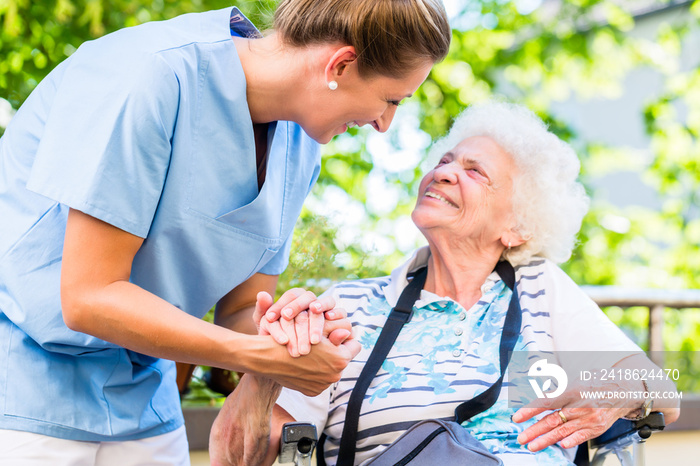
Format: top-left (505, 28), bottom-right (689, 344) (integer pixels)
top-left (433, 162), bottom-right (458, 183)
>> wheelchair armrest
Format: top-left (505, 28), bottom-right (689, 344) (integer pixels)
top-left (589, 412), bottom-right (665, 448)
top-left (278, 422), bottom-right (317, 465)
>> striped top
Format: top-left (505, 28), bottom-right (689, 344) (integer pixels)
top-left (277, 247), bottom-right (641, 465)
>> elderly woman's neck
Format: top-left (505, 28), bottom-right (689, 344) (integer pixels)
top-left (424, 242), bottom-right (503, 311)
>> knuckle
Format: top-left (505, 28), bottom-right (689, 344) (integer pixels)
top-left (591, 410), bottom-right (607, 426)
top-left (569, 431), bottom-right (588, 446)
top-left (546, 413), bottom-right (560, 428)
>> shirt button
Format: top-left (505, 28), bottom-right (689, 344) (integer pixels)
top-left (452, 349), bottom-right (461, 357)
top-left (454, 327), bottom-right (463, 336)
top-left (458, 312), bottom-right (467, 321)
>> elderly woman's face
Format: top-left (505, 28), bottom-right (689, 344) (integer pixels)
top-left (412, 136), bottom-right (518, 247)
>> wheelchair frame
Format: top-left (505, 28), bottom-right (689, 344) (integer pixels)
top-left (278, 412), bottom-right (666, 466)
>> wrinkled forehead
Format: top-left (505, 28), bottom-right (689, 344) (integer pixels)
top-left (447, 135), bottom-right (516, 168)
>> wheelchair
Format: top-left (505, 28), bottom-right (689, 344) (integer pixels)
top-left (278, 412), bottom-right (666, 466)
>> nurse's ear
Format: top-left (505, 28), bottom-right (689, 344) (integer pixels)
top-left (324, 46), bottom-right (358, 89)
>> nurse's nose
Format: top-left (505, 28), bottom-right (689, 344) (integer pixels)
top-left (372, 104), bottom-right (398, 133)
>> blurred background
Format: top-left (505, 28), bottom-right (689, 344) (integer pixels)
top-left (2, 0), bottom-right (698, 431)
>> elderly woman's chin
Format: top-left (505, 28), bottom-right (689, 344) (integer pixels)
top-left (410, 208), bottom-right (443, 240)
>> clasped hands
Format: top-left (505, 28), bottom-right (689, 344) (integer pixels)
top-left (253, 287), bottom-right (353, 357)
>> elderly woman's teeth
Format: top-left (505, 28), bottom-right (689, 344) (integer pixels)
top-left (426, 191), bottom-right (456, 207)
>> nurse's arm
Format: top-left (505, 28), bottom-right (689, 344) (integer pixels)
top-left (215, 273), bottom-right (279, 336)
top-left (61, 208), bottom-right (358, 396)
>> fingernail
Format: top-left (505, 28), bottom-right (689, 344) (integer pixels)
top-left (517, 434), bottom-right (525, 444)
top-left (312, 303), bottom-right (322, 312)
top-left (283, 308), bottom-right (293, 318)
top-left (310, 334), bottom-right (320, 344)
top-left (326, 311), bottom-right (335, 319)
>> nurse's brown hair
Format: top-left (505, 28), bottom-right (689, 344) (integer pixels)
top-left (273, 0), bottom-right (451, 78)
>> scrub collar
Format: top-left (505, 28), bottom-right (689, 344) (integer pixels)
top-left (230, 7), bottom-right (262, 38)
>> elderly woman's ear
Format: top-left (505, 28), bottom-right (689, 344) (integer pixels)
top-left (501, 231), bottom-right (526, 250)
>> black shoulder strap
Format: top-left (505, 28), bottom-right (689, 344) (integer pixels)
top-left (335, 267), bottom-right (428, 466)
top-left (335, 262), bottom-right (521, 465)
top-left (454, 261), bottom-right (521, 423)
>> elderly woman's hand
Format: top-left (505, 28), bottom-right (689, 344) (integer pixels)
top-left (512, 377), bottom-right (641, 451)
top-left (253, 289), bottom-right (352, 357)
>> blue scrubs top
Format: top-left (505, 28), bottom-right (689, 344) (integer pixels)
top-left (0, 7), bottom-right (320, 441)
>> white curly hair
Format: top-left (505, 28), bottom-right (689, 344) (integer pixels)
top-left (426, 100), bottom-right (590, 265)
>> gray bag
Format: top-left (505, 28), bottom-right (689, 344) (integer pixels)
top-left (364, 419), bottom-right (502, 466)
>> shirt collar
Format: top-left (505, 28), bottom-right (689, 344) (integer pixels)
top-left (383, 246), bottom-right (502, 308)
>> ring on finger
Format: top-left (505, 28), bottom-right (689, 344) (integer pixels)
top-left (557, 410), bottom-right (568, 424)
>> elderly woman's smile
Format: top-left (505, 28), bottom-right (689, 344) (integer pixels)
top-left (424, 189), bottom-right (458, 208)
top-left (412, 135), bottom-right (519, 251)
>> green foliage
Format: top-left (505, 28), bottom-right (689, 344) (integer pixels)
top-left (3, 0), bottom-right (699, 390)
top-left (0, 0), bottom-right (277, 108)
top-left (277, 212), bottom-right (388, 297)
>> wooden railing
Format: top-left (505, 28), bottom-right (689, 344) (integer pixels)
top-left (581, 286), bottom-right (700, 367)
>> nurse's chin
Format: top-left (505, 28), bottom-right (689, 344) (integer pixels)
top-left (308, 130), bottom-right (338, 145)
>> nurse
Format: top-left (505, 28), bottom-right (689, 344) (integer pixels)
top-left (0, 1), bottom-right (451, 465)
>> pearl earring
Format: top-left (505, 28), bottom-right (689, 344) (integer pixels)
top-left (507, 241), bottom-right (512, 250)
top-left (328, 80), bottom-right (338, 90)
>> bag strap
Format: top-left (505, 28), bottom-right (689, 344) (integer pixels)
top-left (336, 267), bottom-right (428, 466)
top-left (336, 262), bottom-right (521, 466)
top-left (454, 260), bottom-right (521, 424)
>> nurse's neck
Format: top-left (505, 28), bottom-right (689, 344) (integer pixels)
top-left (232, 33), bottom-right (335, 125)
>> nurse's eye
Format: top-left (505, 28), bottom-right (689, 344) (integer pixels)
top-left (388, 100), bottom-right (402, 107)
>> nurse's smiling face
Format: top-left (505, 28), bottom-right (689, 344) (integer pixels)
top-left (305, 60), bottom-right (434, 144)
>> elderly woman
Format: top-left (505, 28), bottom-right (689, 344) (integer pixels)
top-left (214, 101), bottom-right (680, 465)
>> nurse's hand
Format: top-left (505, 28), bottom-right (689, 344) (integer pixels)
top-left (256, 334), bottom-right (361, 396)
top-left (260, 288), bottom-right (326, 349)
top-left (254, 291), bottom-right (352, 357)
